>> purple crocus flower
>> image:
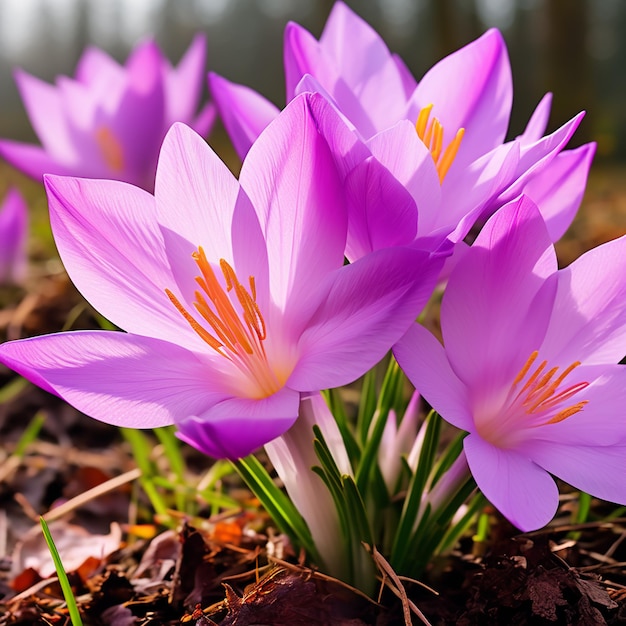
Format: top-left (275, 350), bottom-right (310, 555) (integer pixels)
top-left (0, 93), bottom-right (440, 460)
top-left (210, 3), bottom-right (594, 254)
top-left (0, 188), bottom-right (28, 284)
top-left (394, 195), bottom-right (626, 531)
top-left (0, 35), bottom-right (214, 192)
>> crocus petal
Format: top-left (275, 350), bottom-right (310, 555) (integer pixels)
top-left (105, 44), bottom-right (165, 190)
top-left (0, 331), bottom-right (225, 429)
top-left (315, 1), bottom-right (411, 131)
top-left (14, 69), bottom-right (75, 159)
top-left (407, 29), bottom-right (512, 168)
top-left (392, 53), bottom-right (417, 98)
top-left (0, 188), bottom-right (28, 284)
top-left (518, 93), bottom-right (552, 143)
top-left (343, 155), bottom-right (418, 260)
top-left (520, 143), bottom-right (596, 241)
top-left (154, 122), bottom-right (269, 313)
top-left (442, 196), bottom-right (558, 397)
top-left (44, 175), bottom-right (192, 346)
top-left (166, 34), bottom-right (207, 124)
top-left (57, 46), bottom-right (166, 190)
top-left (490, 113), bottom-right (585, 213)
top-left (0, 140), bottom-right (74, 181)
top-left (464, 434), bottom-right (559, 531)
top-left (75, 46), bottom-right (123, 89)
top-left (540, 232), bottom-right (626, 365)
top-left (527, 439), bottom-right (626, 507)
top-left (393, 323), bottom-right (473, 432)
top-left (176, 387), bottom-right (300, 459)
top-left (440, 140), bottom-right (521, 242)
top-left (5, 38), bottom-right (208, 191)
top-left (208, 73), bottom-right (279, 160)
top-left (289, 247), bottom-right (441, 390)
top-left (524, 364), bottom-right (626, 447)
top-left (300, 81), bottom-right (370, 175)
top-left (240, 93), bottom-right (347, 317)
top-left (284, 21), bottom-right (379, 138)
top-left (366, 121), bottom-right (441, 237)
top-left (190, 102), bottom-right (217, 138)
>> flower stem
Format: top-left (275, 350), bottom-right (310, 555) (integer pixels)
top-left (264, 393), bottom-right (352, 580)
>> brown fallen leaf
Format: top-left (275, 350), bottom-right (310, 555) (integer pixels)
top-left (11, 519), bottom-right (122, 580)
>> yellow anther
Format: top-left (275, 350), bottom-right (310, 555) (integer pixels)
top-left (165, 247), bottom-right (282, 398)
top-left (415, 105), bottom-right (464, 182)
top-left (510, 352), bottom-right (589, 427)
top-left (95, 126), bottom-right (124, 172)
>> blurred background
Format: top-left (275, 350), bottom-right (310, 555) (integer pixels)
top-left (0, 0), bottom-right (621, 158)
top-left (0, 0), bottom-right (624, 266)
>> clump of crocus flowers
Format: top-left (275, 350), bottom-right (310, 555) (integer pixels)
top-left (1, 1), bottom-right (624, 596)
top-left (0, 36), bottom-right (214, 192)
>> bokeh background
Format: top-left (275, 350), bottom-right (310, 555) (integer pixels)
top-left (0, 0), bottom-right (624, 264)
top-left (0, 0), bottom-right (621, 156)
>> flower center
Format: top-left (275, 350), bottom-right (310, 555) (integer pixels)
top-left (165, 247), bottom-right (282, 398)
top-left (477, 351), bottom-right (590, 448)
top-left (415, 104), bottom-right (464, 182)
top-left (95, 126), bottom-right (124, 172)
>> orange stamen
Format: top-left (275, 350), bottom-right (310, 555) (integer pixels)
top-left (95, 126), bottom-right (124, 172)
top-left (415, 105), bottom-right (464, 182)
top-left (510, 352), bottom-right (590, 426)
top-left (166, 247), bottom-right (267, 361)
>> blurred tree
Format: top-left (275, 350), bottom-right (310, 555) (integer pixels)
top-left (544, 0), bottom-right (592, 144)
top-left (432, 0), bottom-right (482, 58)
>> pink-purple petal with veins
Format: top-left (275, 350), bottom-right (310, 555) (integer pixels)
top-left (343, 156), bottom-right (418, 260)
top-left (209, 72), bottom-right (280, 160)
top-left (393, 323), bottom-right (473, 433)
top-left (176, 388), bottom-right (300, 459)
top-left (315, 1), bottom-right (411, 131)
top-left (407, 29), bottom-right (512, 167)
top-left (518, 93), bottom-right (552, 143)
top-left (0, 331), bottom-right (226, 429)
top-left (240, 94), bottom-right (347, 315)
top-left (464, 434), bottom-right (559, 532)
top-left (0, 141), bottom-right (74, 180)
top-left (541, 233), bottom-right (626, 365)
top-left (526, 439), bottom-right (626, 506)
top-left (290, 246), bottom-right (441, 390)
top-left (520, 143), bottom-right (596, 241)
top-left (442, 197), bottom-right (557, 393)
top-left (166, 34), bottom-right (207, 123)
top-left (154, 122), bottom-right (269, 317)
top-left (285, 22), bottom-right (380, 139)
top-left (44, 175), bottom-right (190, 346)
top-left (0, 188), bottom-right (28, 284)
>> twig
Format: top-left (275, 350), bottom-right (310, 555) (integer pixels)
top-left (368, 544), bottom-right (433, 626)
top-left (266, 554), bottom-right (381, 606)
top-left (42, 468), bottom-right (141, 522)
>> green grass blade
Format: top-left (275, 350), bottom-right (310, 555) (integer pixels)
top-left (39, 517), bottom-right (84, 626)
top-left (154, 426), bottom-right (186, 480)
top-left (121, 428), bottom-right (169, 517)
top-left (233, 456), bottom-right (320, 562)
top-left (13, 411), bottom-right (46, 457)
top-left (0, 375), bottom-right (28, 403)
top-left (389, 410), bottom-right (441, 566)
top-left (356, 368), bottom-right (379, 445)
top-left (154, 426), bottom-right (187, 512)
top-left (322, 388), bottom-right (361, 467)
